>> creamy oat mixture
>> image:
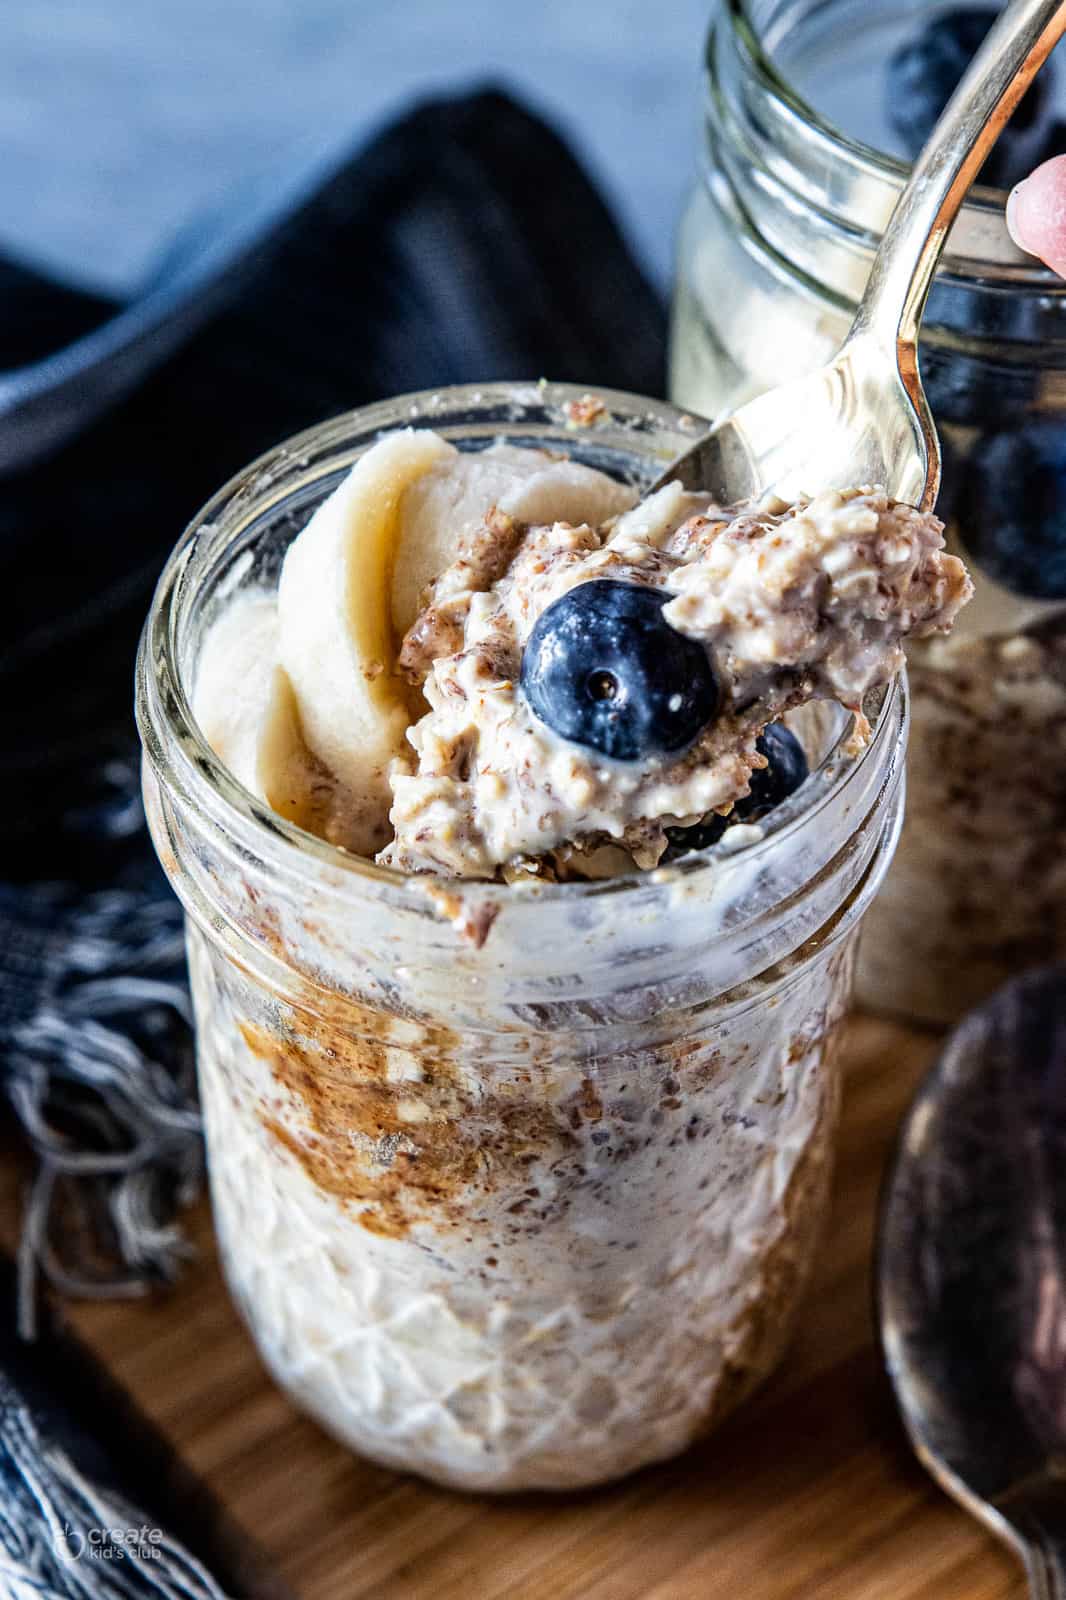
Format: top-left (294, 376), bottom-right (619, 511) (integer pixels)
top-left (186, 912), bottom-right (853, 1491)
top-left (194, 429), bottom-right (969, 878)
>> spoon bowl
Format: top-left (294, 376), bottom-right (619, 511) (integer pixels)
top-left (659, 334), bottom-right (933, 506)
top-left (878, 966), bottom-right (1066, 1598)
top-left (658, 0), bottom-right (1066, 512)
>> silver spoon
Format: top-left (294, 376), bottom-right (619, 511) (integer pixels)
top-left (656, 0), bottom-right (1066, 511)
top-left (879, 966), bottom-right (1066, 1598)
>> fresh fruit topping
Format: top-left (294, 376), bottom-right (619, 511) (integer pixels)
top-left (921, 344), bottom-right (1036, 431)
top-left (958, 421), bottom-right (1066, 598)
top-left (886, 7), bottom-right (1052, 189)
top-left (1032, 115), bottom-right (1066, 170)
top-left (741, 722), bottom-right (810, 819)
top-left (664, 722), bottom-right (809, 857)
top-left (520, 580), bottom-right (719, 761)
top-left (277, 429), bottom-right (455, 854)
top-left (664, 813), bottom-right (729, 853)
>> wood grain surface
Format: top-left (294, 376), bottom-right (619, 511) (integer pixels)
top-left (4, 1016), bottom-right (1026, 1599)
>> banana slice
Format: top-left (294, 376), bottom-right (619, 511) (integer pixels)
top-left (193, 592), bottom-right (309, 823)
top-left (392, 444), bottom-right (637, 633)
top-left (277, 429), bottom-right (456, 845)
top-left (193, 592), bottom-right (394, 853)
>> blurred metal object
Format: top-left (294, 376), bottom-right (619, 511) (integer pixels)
top-left (879, 965), bottom-right (1066, 1599)
top-left (656, 0), bottom-right (1066, 510)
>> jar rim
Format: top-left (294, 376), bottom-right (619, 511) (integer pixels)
top-left (719, 0), bottom-right (1066, 290)
top-left (136, 379), bottom-right (905, 912)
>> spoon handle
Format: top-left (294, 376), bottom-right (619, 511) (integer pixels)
top-left (1024, 1533), bottom-right (1066, 1600)
top-left (849, 0), bottom-right (1066, 359)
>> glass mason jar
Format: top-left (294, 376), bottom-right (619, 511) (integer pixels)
top-left (137, 382), bottom-right (906, 1492)
top-left (671, 0), bottom-right (1066, 1025)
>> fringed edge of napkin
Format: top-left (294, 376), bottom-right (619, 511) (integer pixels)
top-left (0, 754), bottom-right (201, 1337)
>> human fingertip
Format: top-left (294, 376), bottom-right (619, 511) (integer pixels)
top-left (1005, 155), bottom-right (1066, 273)
top-left (1005, 180), bottom-right (1032, 254)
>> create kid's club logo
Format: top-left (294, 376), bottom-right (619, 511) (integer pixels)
top-left (55, 1522), bottom-right (164, 1564)
top-left (55, 1524), bottom-right (85, 1564)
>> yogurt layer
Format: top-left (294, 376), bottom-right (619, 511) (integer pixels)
top-left (194, 428), bottom-right (970, 876)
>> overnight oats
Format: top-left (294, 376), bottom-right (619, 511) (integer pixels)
top-left (137, 383), bottom-right (967, 1490)
top-left (670, 0), bottom-right (1066, 1023)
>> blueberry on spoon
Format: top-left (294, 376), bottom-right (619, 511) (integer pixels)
top-left (520, 580), bottom-right (719, 761)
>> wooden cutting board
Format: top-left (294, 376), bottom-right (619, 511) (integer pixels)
top-left (6, 1015), bottom-right (1025, 1599)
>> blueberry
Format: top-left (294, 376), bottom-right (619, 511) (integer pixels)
top-left (664, 722), bottom-right (809, 857)
top-left (740, 722), bottom-right (810, 819)
top-left (957, 421), bottom-right (1066, 598)
top-left (921, 343), bottom-right (1037, 431)
top-left (664, 813), bottom-right (729, 854)
top-left (520, 580), bottom-right (718, 761)
top-left (933, 427), bottom-right (962, 529)
top-left (1032, 115), bottom-right (1066, 169)
top-left (886, 7), bottom-right (1052, 189)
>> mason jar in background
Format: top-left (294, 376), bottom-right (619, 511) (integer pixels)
top-left (137, 383), bottom-right (906, 1491)
top-left (671, 0), bottom-right (1066, 1025)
